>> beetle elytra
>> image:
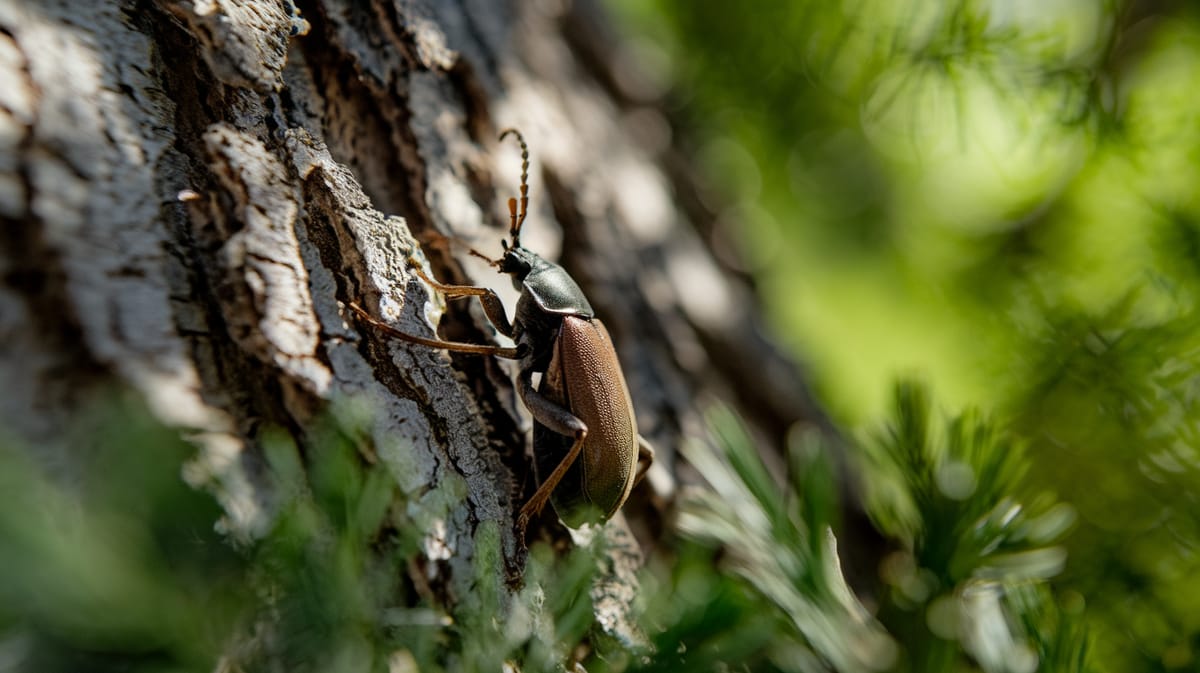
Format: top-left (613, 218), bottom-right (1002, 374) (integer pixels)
top-left (349, 128), bottom-right (653, 537)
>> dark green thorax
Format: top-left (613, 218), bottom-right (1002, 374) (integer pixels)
top-left (500, 246), bottom-right (593, 317)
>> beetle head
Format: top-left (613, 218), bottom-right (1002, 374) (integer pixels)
top-left (496, 240), bottom-right (539, 284)
top-left (464, 228), bottom-right (537, 286)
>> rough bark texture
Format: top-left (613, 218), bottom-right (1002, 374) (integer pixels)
top-left (0, 0), bottom-right (838, 643)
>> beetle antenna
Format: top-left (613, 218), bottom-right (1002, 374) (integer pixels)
top-left (498, 128), bottom-right (529, 247)
top-left (468, 246), bottom-right (501, 268)
top-left (424, 231), bottom-right (502, 267)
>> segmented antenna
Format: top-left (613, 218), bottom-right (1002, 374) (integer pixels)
top-left (498, 128), bottom-right (529, 246)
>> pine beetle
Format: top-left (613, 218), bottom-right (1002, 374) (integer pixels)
top-left (350, 129), bottom-right (654, 537)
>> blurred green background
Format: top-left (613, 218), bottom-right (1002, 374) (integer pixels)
top-left (608, 1), bottom-right (1200, 671)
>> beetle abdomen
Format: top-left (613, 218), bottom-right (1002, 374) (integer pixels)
top-left (538, 315), bottom-right (638, 526)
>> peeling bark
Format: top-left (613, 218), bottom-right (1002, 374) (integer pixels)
top-left (0, 0), bottom-right (843, 651)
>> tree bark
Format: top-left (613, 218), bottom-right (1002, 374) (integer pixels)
top-left (0, 0), bottom-right (839, 644)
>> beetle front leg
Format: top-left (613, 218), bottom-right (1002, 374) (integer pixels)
top-left (515, 367), bottom-right (588, 536)
top-left (347, 302), bottom-right (525, 359)
top-left (408, 264), bottom-right (514, 337)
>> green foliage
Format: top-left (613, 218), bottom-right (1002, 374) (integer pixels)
top-left (862, 382), bottom-right (1084, 672)
top-left (0, 397), bottom-right (618, 673)
top-left (0, 388), bottom-right (1091, 673)
top-left (647, 406), bottom-right (896, 672)
top-left (624, 398), bottom-right (1087, 673)
top-left (608, 1), bottom-right (1200, 670)
top-left (0, 399), bottom-right (243, 672)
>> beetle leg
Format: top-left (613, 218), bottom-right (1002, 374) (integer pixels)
top-left (517, 431), bottom-right (587, 534)
top-left (633, 435), bottom-right (655, 487)
top-left (407, 265), bottom-right (515, 337)
top-left (515, 367), bottom-right (589, 534)
top-left (348, 302), bottom-right (525, 359)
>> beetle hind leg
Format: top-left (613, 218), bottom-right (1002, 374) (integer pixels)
top-left (514, 366), bottom-right (590, 538)
top-left (633, 435), bottom-right (654, 487)
top-left (517, 428), bottom-right (587, 535)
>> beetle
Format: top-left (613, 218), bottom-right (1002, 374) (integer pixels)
top-left (349, 128), bottom-right (654, 536)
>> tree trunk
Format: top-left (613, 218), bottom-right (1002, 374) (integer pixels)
top-left (0, 0), bottom-right (839, 646)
